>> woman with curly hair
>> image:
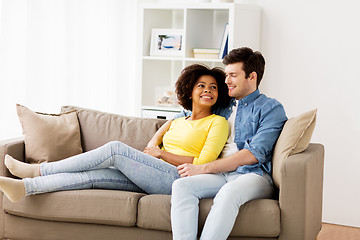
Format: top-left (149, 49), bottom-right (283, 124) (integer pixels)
top-left (1, 64), bottom-right (230, 202)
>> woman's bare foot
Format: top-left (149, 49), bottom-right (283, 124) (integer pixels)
top-left (4, 154), bottom-right (40, 179)
top-left (0, 176), bottom-right (26, 202)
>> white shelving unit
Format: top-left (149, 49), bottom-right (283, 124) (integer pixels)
top-left (138, 3), bottom-right (261, 119)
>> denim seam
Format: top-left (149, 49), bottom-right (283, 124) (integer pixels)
top-left (26, 178), bottom-right (131, 195)
top-left (40, 163), bottom-right (47, 176)
top-left (115, 152), bottom-right (175, 174)
top-left (46, 153), bottom-right (174, 175)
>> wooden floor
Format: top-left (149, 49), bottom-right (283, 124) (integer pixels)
top-left (317, 223), bottom-right (360, 240)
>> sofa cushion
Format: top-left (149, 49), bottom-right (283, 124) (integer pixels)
top-left (137, 195), bottom-right (280, 237)
top-left (272, 109), bottom-right (317, 188)
top-left (16, 104), bottom-right (83, 164)
top-left (61, 106), bottom-right (167, 152)
top-left (3, 189), bottom-right (145, 227)
top-left (137, 194), bottom-right (171, 231)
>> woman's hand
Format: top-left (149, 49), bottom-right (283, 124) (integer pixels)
top-left (177, 163), bottom-right (206, 177)
top-left (143, 146), bottom-right (162, 158)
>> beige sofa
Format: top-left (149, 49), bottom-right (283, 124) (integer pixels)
top-left (0, 106), bottom-right (325, 240)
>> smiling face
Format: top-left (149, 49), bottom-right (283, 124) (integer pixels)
top-left (191, 75), bottom-right (218, 110)
top-left (224, 62), bottom-right (257, 100)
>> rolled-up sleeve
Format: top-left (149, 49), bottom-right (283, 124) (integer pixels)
top-left (243, 103), bottom-right (287, 164)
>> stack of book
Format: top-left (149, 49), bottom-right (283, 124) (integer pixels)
top-left (192, 23), bottom-right (229, 60)
top-left (193, 48), bottom-right (220, 59)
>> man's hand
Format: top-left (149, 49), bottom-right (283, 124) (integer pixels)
top-left (143, 146), bottom-right (162, 158)
top-left (177, 163), bottom-right (206, 177)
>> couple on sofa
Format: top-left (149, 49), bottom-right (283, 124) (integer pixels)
top-left (0, 47), bottom-right (287, 240)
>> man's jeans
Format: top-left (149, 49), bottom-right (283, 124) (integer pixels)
top-left (171, 171), bottom-right (274, 240)
top-left (24, 141), bottom-right (180, 195)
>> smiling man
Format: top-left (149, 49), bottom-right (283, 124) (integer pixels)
top-left (171, 47), bottom-right (288, 240)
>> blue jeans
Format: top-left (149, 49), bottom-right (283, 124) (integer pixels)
top-left (171, 171), bottom-right (274, 240)
top-left (24, 141), bottom-right (180, 195)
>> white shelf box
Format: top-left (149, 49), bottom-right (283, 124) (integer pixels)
top-left (142, 8), bottom-right (184, 57)
top-left (185, 9), bottom-right (229, 58)
top-left (138, 3), bottom-right (261, 117)
top-left (141, 59), bottom-right (183, 107)
top-left (184, 59), bottom-right (224, 69)
top-left (142, 106), bottom-right (183, 120)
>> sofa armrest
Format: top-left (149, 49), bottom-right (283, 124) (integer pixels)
top-left (0, 137), bottom-right (25, 239)
top-left (0, 137), bottom-right (25, 178)
top-left (278, 143), bottom-right (325, 240)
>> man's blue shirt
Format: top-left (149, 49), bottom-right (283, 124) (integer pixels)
top-left (176, 89), bottom-right (287, 176)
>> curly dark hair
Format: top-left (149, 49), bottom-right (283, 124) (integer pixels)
top-left (175, 64), bottom-right (230, 111)
top-left (223, 47), bottom-right (265, 88)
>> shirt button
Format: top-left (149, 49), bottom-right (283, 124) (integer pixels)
top-left (244, 103), bottom-right (248, 106)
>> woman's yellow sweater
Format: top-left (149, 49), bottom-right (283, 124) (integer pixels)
top-left (162, 114), bottom-right (228, 165)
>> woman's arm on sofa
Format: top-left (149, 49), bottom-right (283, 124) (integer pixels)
top-left (144, 120), bottom-right (193, 166)
top-left (144, 146), bottom-right (194, 167)
top-left (145, 120), bottom-right (172, 149)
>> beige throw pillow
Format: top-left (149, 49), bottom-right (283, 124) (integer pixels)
top-left (16, 104), bottom-right (83, 163)
top-left (272, 109), bottom-right (317, 187)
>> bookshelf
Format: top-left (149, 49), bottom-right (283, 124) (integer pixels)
top-left (138, 3), bottom-right (261, 119)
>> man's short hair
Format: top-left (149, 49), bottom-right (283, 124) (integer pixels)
top-left (223, 47), bottom-right (265, 87)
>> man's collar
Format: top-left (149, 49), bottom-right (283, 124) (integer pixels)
top-left (235, 89), bottom-right (260, 106)
top-left (230, 98), bottom-right (237, 107)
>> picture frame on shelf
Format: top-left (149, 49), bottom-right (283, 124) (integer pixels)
top-left (150, 29), bottom-right (184, 56)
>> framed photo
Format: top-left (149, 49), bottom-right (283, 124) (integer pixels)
top-left (150, 29), bottom-right (184, 56)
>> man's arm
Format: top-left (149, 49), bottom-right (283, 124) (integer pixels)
top-left (178, 99), bottom-right (287, 177)
top-left (177, 149), bottom-right (257, 177)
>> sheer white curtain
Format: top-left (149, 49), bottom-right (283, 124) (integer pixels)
top-left (0, 0), bottom-right (138, 140)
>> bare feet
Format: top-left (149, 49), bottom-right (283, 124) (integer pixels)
top-left (4, 154), bottom-right (40, 179)
top-left (0, 176), bottom-right (26, 202)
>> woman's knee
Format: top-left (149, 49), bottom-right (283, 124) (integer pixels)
top-left (105, 141), bottom-right (128, 152)
top-left (106, 141), bottom-right (123, 147)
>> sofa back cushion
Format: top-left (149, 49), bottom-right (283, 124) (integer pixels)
top-left (61, 106), bottom-right (166, 152)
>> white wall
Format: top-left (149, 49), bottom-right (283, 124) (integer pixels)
top-left (252, 0), bottom-right (360, 227)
